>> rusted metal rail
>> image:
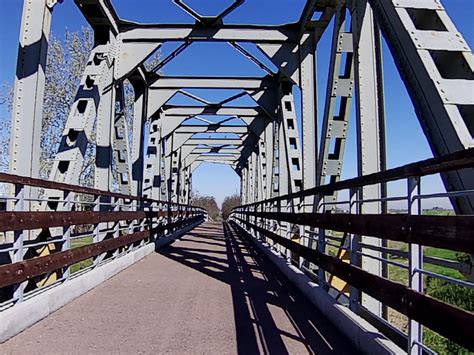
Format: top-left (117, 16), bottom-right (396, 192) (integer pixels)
top-left (231, 220), bottom-right (474, 350)
top-left (0, 216), bottom-right (202, 289)
top-left (0, 173), bottom-right (206, 307)
top-left (236, 211), bottom-right (474, 254)
top-left (231, 148), bottom-right (474, 351)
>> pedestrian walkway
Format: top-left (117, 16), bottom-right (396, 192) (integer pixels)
top-left (1, 222), bottom-right (355, 354)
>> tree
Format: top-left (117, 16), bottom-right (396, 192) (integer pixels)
top-left (0, 27), bottom-right (161, 188)
top-left (0, 84), bottom-right (13, 172)
top-left (41, 28), bottom-right (94, 182)
top-left (191, 191), bottom-right (220, 221)
top-left (221, 194), bottom-right (241, 220)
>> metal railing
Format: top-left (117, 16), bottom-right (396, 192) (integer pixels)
top-left (0, 173), bottom-right (206, 310)
top-left (231, 148), bottom-right (474, 352)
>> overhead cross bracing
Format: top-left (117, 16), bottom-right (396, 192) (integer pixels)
top-left (2, 0), bottom-right (474, 353)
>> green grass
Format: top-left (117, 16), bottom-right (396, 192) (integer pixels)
top-left (388, 263), bottom-right (409, 286)
top-left (71, 236), bottom-right (93, 248)
top-left (386, 245), bottom-right (472, 353)
top-left (422, 209), bottom-right (455, 216)
top-left (70, 236), bottom-right (93, 274)
top-left (424, 247), bottom-right (467, 281)
top-left (425, 248), bottom-right (458, 260)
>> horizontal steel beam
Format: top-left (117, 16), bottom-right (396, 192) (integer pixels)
top-left (197, 160), bottom-right (235, 165)
top-left (0, 210), bottom-right (183, 232)
top-left (175, 125), bottom-right (249, 134)
top-left (195, 154), bottom-right (238, 161)
top-left (162, 105), bottom-right (262, 117)
top-left (150, 75), bottom-right (276, 90)
top-left (120, 24), bottom-right (299, 43)
top-left (183, 138), bottom-right (243, 146)
top-left (0, 173), bottom-right (139, 202)
top-left (191, 147), bottom-right (242, 155)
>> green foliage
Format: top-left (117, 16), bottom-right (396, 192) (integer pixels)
top-left (387, 245), bottom-right (473, 352)
top-left (191, 191), bottom-right (220, 221)
top-left (221, 194), bottom-right (241, 220)
top-left (424, 248), bottom-right (468, 280)
top-left (70, 236), bottom-right (93, 273)
top-left (425, 248), bottom-right (460, 260)
top-left (422, 208), bottom-right (455, 216)
top-left (426, 277), bottom-right (473, 311)
top-left (424, 276), bottom-right (474, 354)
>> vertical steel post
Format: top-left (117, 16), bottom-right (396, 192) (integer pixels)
top-left (299, 30), bottom-right (317, 203)
top-left (112, 82), bottom-right (133, 195)
top-left (62, 191), bottom-right (73, 280)
top-left (131, 83), bottom-right (148, 197)
top-left (349, 186), bottom-right (361, 312)
top-left (352, 0), bottom-right (384, 317)
top-left (95, 63), bottom-right (116, 192)
top-left (12, 184), bottom-right (25, 302)
top-left (408, 177), bottom-right (423, 354)
top-left (10, 0), bottom-right (56, 181)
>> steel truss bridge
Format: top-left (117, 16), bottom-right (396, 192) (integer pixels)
top-left (0, 0), bottom-right (473, 353)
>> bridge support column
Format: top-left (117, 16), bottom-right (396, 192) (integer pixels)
top-left (143, 117), bottom-right (162, 200)
top-left (9, 0), bottom-right (59, 182)
top-left (369, 0), bottom-right (474, 214)
top-left (299, 30), bottom-right (318, 206)
top-left (112, 82), bottom-right (133, 195)
top-left (278, 81), bottom-right (303, 262)
top-left (351, 0), bottom-right (386, 318)
top-left (131, 81), bottom-right (148, 197)
top-left (315, 3), bottom-right (356, 290)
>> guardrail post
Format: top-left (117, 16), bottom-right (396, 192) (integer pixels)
top-left (62, 191), bottom-right (73, 280)
top-left (93, 194), bottom-right (102, 266)
top-left (112, 197), bottom-right (120, 258)
top-left (127, 198), bottom-right (137, 243)
top-left (349, 187), bottom-right (360, 312)
top-left (408, 176), bottom-right (423, 355)
top-left (13, 183), bottom-right (25, 302)
top-left (317, 193), bottom-right (327, 289)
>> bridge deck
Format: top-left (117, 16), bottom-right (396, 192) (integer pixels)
top-left (2, 222), bottom-right (355, 354)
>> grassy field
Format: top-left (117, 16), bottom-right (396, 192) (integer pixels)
top-left (424, 247), bottom-right (466, 280)
top-left (70, 236), bottom-right (93, 274)
top-left (386, 242), bottom-right (471, 353)
top-left (422, 209), bottom-right (455, 216)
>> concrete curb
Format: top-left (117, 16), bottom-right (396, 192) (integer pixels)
top-left (0, 221), bottom-right (202, 343)
top-left (232, 223), bottom-right (404, 355)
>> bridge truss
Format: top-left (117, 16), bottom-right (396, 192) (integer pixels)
top-left (0, 0), bottom-right (473, 353)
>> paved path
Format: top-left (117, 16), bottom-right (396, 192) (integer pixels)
top-left (2, 222), bottom-right (355, 354)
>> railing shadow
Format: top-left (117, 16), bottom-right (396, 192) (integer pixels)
top-left (157, 222), bottom-right (354, 354)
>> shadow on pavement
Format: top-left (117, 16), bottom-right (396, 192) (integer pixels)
top-left (158, 222), bottom-right (355, 354)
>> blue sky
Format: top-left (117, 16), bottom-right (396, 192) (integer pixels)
top-left (0, 0), bottom-right (473, 207)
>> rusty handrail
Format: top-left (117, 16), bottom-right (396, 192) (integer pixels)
top-left (236, 210), bottom-right (474, 254)
top-left (231, 219), bottom-right (474, 351)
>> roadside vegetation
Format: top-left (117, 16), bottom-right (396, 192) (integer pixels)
top-left (221, 194), bottom-right (240, 220)
top-left (191, 191), bottom-right (220, 221)
top-left (386, 208), bottom-right (472, 353)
